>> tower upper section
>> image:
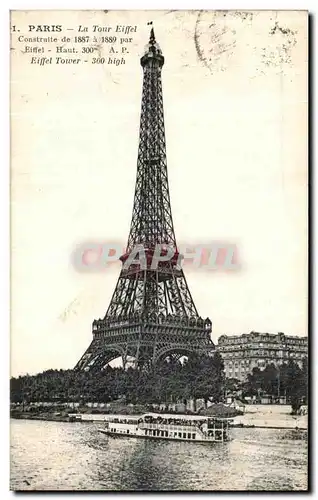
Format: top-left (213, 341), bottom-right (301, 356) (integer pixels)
top-left (140, 27), bottom-right (164, 68)
top-left (126, 26), bottom-right (175, 252)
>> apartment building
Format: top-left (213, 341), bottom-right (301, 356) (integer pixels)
top-left (217, 332), bottom-right (307, 381)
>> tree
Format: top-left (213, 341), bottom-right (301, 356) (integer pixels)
top-left (181, 353), bottom-right (224, 406)
top-left (245, 367), bottom-right (263, 397)
top-left (299, 357), bottom-right (308, 404)
top-left (284, 359), bottom-right (304, 414)
top-left (262, 364), bottom-right (279, 396)
top-left (224, 377), bottom-right (241, 394)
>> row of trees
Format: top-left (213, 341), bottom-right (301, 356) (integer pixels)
top-left (225, 358), bottom-right (308, 413)
top-left (10, 355), bottom-right (307, 413)
top-left (10, 353), bottom-right (225, 406)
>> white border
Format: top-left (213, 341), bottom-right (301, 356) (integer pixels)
top-left (2, 1), bottom-right (315, 9)
top-left (3, 1), bottom-right (316, 498)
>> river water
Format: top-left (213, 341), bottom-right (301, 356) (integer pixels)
top-left (10, 419), bottom-right (307, 491)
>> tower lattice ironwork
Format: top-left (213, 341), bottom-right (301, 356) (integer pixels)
top-left (75, 28), bottom-right (214, 372)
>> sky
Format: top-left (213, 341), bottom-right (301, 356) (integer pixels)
top-left (10, 10), bottom-right (308, 376)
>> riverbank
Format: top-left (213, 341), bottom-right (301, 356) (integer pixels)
top-left (10, 404), bottom-right (308, 430)
top-left (231, 405), bottom-right (307, 430)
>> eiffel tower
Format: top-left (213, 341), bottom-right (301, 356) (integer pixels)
top-left (75, 28), bottom-right (214, 372)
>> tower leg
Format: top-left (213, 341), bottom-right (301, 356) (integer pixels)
top-left (122, 354), bottom-right (127, 371)
top-left (134, 334), bottom-right (141, 369)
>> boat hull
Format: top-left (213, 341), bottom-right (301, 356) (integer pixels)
top-left (98, 428), bottom-right (227, 444)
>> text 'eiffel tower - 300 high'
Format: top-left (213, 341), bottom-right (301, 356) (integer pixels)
top-left (75, 28), bottom-right (215, 372)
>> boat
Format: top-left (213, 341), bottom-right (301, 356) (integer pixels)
top-left (98, 412), bottom-right (231, 443)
